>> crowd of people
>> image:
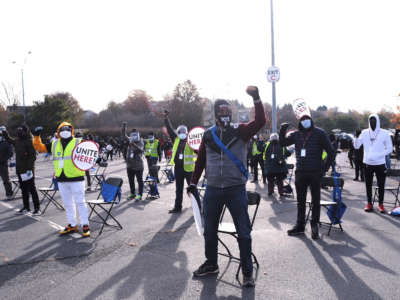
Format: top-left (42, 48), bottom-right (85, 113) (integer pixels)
top-left (1, 85), bottom-right (399, 289)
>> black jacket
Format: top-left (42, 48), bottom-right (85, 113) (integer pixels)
top-left (0, 140), bottom-right (13, 165)
top-left (4, 133), bottom-right (36, 174)
top-left (280, 121), bottom-right (334, 173)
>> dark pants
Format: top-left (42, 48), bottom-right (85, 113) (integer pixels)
top-left (17, 173), bottom-right (40, 211)
top-left (203, 184), bottom-right (253, 276)
top-left (365, 164), bottom-right (386, 204)
top-left (85, 170), bottom-right (91, 187)
top-left (354, 160), bottom-right (365, 181)
top-left (174, 166), bottom-right (192, 210)
top-left (348, 152), bottom-right (354, 168)
top-left (127, 168), bottom-right (144, 196)
top-left (0, 164), bottom-right (13, 197)
top-left (252, 155), bottom-right (266, 181)
top-left (107, 151), bottom-right (113, 161)
top-left (266, 173), bottom-right (286, 194)
top-left (295, 171), bottom-right (321, 226)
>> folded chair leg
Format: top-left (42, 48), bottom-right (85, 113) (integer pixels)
top-left (217, 236), bottom-right (233, 259)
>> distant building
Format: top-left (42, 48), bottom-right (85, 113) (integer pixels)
top-left (6, 105), bottom-right (29, 114)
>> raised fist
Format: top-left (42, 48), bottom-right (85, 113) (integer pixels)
top-left (280, 123), bottom-right (290, 133)
top-left (33, 126), bottom-right (43, 136)
top-left (246, 86), bottom-right (260, 100)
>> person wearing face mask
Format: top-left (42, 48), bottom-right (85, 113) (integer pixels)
top-left (3, 125), bottom-right (41, 215)
top-left (188, 86), bottom-right (266, 288)
top-left (353, 114), bottom-right (393, 213)
top-left (144, 132), bottom-right (161, 167)
top-left (32, 122), bottom-right (90, 237)
top-left (163, 111), bottom-right (198, 213)
top-left (122, 124), bottom-right (145, 201)
top-left (280, 109), bottom-right (334, 240)
top-left (0, 126), bottom-right (14, 200)
top-left (263, 133), bottom-right (291, 196)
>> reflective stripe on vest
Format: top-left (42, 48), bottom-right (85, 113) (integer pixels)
top-left (170, 137), bottom-right (196, 172)
top-left (52, 138), bottom-right (85, 178)
top-left (263, 141), bottom-right (286, 160)
top-left (145, 140), bottom-right (159, 157)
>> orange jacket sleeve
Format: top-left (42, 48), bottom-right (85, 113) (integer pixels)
top-left (33, 136), bottom-right (49, 153)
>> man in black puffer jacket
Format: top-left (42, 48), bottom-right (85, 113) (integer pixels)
top-left (0, 127), bottom-right (13, 199)
top-left (280, 112), bottom-right (334, 240)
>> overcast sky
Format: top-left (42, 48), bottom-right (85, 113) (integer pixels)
top-left (0, 0), bottom-right (399, 113)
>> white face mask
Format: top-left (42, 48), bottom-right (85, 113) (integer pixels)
top-left (301, 119), bottom-right (312, 129)
top-left (178, 133), bottom-right (187, 140)
top-left (60, 131), bottom-right (72, 139)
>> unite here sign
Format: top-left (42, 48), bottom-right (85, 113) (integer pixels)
top-left (72, 141), bottom-right (100, 171)
top-left (187, 127), bottom-right (205, 151)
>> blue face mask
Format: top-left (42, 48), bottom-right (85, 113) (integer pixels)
top-left (301, 119), bottom-right (312, 129)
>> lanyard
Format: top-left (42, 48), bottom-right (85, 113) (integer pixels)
top-left (301, 131), bottom-right (312, 148)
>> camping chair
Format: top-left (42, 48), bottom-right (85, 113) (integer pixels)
top-left (160, 164), bottom-right (174, 184)
top-left (217, 191), bottom-right (260, 281)
top-left (372, 168), bottom-right (400, 208)
top-left (306, 176), bottom-right (345, 235)
top-left (38, 178), bottom-right (64, 214)
top-left (282, 164), bottom-right (295, 196)
top-left (87, 177), bottom-right (123, 236)
top-left (143, 175), bottom-right (160, 200)
top-left (10, 177), bottom-right (21, 198)
top-left (89, 161), bottom-right (108, 191)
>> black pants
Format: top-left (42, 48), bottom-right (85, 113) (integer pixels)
top-left (85, 170), bottom-right (91, 187)
top-left (365, 164), bottom-right (386, 204)
top-left (0, 164), bottom-right (13, 197)
top-left (348, 152), bottom-right (354, 168)
top-left (127, 168), bottom-right (144, 196)
top-left (354, 160), bottom-right (365, 181)
top-left (17, 174), bottom-right (40, 211)
top-left (266, 173), bottom-right (286, 194)
top-left (295, 171), bottom-right (321, 226)
top-left (252, 155), bottom-right (266, 181)
top-left (174, 166), bottom-right (195, 210)
top-left (107, 151), bottom-right (113, 161)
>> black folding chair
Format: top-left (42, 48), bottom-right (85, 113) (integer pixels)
top-left (10, 178), bottom-right (20, 198)
top-left (282, 163), bottom-right (295, 196)
top-left (217, 191), bottom-right (260, 281)
top-left (160, 164), bottom-right (174, 184)
top-left (89, 161), bottom-right (108, 191)
top-left (87, 177), bottom-right (123, 236)
top-left (38, 178), bottom-right (64, 214)
top-left (372, 169), bottom-right (400, 208)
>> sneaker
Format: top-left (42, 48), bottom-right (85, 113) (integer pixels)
top-left (135, 195), bottom-right (142, 201)
top-left (353, 178), bottom-right (358, 181)
top-left (193, 261), bottom-right (219, 277)
top-left (311, 223), bottom-right (319, 240)
top-left (6, 194), bottom-right (13, 200)
top-left (378, 204), bottom-right (386, 214)
top-left (287, 225), bottom-right (305, 236)
top-left (364, 203), bottom-right (373, 212)
top-left (16, 208), bottom-right (30, 215)
top-left (32, 209), bottom-right (42, 216)
top-left (242, 275), bottom-right (255, 288)
top-left (127, 193), bottom-right (135, 200)
top-left (168, 208), bottom-right (182, 214)
top-left (82, 225), bottom-right (91, 238)
top-left (59, 224), bottom-right (79, 235)
top-left (86, 186), bottom-right (92, 192)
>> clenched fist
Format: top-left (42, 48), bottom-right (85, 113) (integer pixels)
top-left (246, 86), bottom-right (260, 100)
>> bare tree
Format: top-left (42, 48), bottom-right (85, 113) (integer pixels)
top-left (0, 82), bottom-right (20, 107)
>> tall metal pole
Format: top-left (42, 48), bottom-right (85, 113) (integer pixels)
top-left (21, 68), bottom-right (26, 124)
top-left (270, 0), bottom-right (277, 133)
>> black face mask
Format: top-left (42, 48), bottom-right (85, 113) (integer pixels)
top-left (218, 115), bottom-right (232, 128)
top-left (369, 117), bottom-right (377, 131)
top-left (17, 130), bottom-right (27, 139)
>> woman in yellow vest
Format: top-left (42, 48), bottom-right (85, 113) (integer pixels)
top-left (32, 122), bottom-right (90, 237)
top-left (163, 111), bottom-right (198, 213)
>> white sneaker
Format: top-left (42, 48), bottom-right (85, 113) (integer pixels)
top-left (32, 209), bottom-right (42, 216)
top-left (16, 208), bottom-right (30, 215)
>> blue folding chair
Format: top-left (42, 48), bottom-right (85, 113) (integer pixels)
top-left (87, 177), bottom-right (123, 235)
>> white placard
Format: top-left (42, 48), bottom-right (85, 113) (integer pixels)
top-left (267, 66), bottom-right (280, 83)
top-left (187, 126), bottom-right (205, 151)
top-left (72, 141), bottom-right (100, 171)
top-left (189, 192), bottom-right (203, 236)
top-left (293, 98), bottom-right (311, 120)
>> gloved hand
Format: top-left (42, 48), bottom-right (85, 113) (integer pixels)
top-left (280, 123), bottom-right (290, 135)
top-left (32, 126), bottom-right (43, 136)
top-left (187, 184), bottom-right (198, 195)
top-left (246, 86), bottom-right (260, 100)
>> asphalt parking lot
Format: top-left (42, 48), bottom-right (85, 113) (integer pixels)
top-left (1, 152), bottom-right (399, 300)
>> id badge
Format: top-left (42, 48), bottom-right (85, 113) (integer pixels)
top-left (179, 153), bottom-right (183, 160)
top-left (301, 149), bottom-right (306, 157)
top-left (59, 159), bottom-right (64, 168)
top-left (130, 151), bottom-right (134, 158)
top-left (271, 154), bottom-right (275, 159)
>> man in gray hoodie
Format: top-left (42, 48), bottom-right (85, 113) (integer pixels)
top-left (353, 114), bottom-right (393, 213)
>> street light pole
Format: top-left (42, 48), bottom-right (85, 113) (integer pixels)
top-left (269, 0), bottom-right (277, 133)
top-left (21, 68), bottom-right (26, 124)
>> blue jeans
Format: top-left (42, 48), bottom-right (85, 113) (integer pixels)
top-left (203, 184), bottom-right (253, 276)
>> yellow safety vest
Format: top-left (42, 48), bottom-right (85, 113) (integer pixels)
top-left (170, 137), bottom-right (196, 172)
top-left (52, 138), bottom-right (85, 178)
top-left (263, 142), bottom-right (286, 160)
top-left (145, 140), bottom-right (159, 157)
top-left (252, 142), bottom-right (261, 156)
top-left (322, 151), bottom-right (327, 160)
